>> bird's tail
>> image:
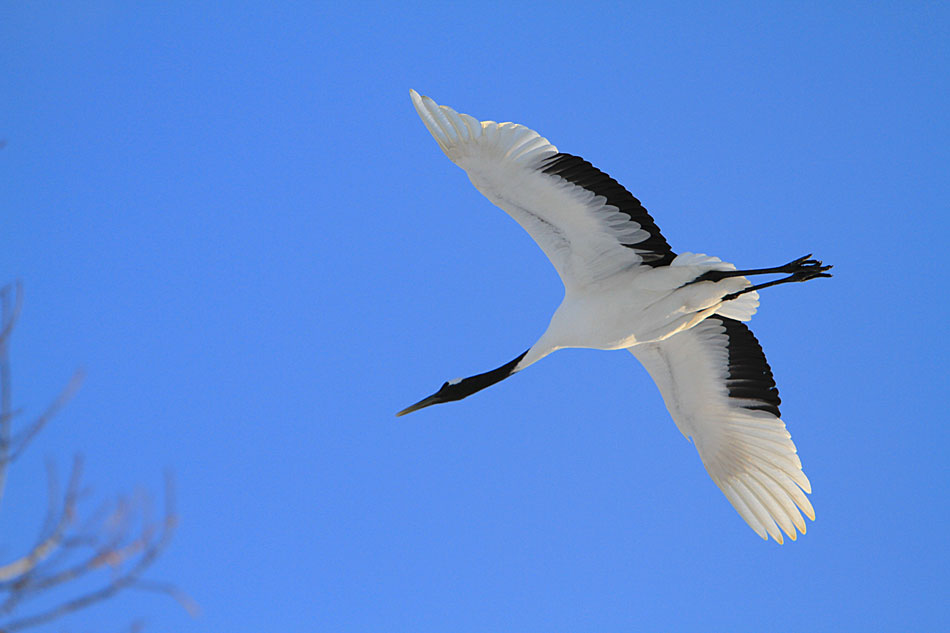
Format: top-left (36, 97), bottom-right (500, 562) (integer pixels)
top-left (716, 289), bottom-right (759, 321)
top-left (672, 253), bottom-right (760, 321)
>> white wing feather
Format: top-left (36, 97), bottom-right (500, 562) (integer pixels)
top-left (410, 90), bottom-right (662, 290)
top-left (629, 318), bottom-right (813, 543)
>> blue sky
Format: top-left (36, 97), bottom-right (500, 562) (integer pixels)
top-left (1, 2), bottom-right (948, 631)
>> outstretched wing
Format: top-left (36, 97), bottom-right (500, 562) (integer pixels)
top-left (410, 90), bottom-right (675, 290)
top-left (629, 315), bottom-right (814, 543)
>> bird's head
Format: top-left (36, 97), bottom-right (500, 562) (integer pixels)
top-left (395, 378), bottom-right (466, 417)
top-left (396, 350), bottom-right (528, 417)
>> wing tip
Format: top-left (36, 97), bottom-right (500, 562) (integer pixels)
top-left (408, 90), bottom-right (557, 166)
top-left (409, 89), bottom-right (447, 151)
top-left (720, 472), bottom-right (814, 543)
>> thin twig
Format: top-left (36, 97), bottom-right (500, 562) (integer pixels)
top-left (0, 282), bottom-right (23, 349)
top-left (39, 459), bottom-right (61, 539)
top-left (7, 370), bottom-right (84, 465)
top-left (131, 579), bottom-right (200, 617)
top-left (0, 282), bottom-right (24, 511)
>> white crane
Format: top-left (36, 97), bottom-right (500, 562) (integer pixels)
top-left (398, 90), bottom-right (831, 543)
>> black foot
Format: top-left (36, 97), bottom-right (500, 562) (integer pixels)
top-left (695, 253), bottom-right (833, 284)
top-left (721, 256), bottom-right (833, 301)
top-left (778, 254), bottom-right (833, 278)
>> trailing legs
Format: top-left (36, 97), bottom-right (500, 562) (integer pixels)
top-left (692, 254), bottom-right (833, 301)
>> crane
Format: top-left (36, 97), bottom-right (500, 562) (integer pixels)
top-left (398, 90), bottom-right (831, 543)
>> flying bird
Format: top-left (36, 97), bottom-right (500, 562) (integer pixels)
top-left (398, 90), bottom-right (831, 543)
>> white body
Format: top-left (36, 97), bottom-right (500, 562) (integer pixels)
top-left (523, 257), bottom-right (753, 367)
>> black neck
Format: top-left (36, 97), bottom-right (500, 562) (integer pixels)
top-left (447, 349), bottom-right (529, 401)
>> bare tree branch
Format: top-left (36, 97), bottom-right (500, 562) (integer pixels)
top-left (0, 282), bottom-right (192, 631)
top-left (0, 482), bottom-right (178, 633)
top-left (0, 459), bottom-right (81, 582)
top-left (0, 475), bottom-right (181, 632)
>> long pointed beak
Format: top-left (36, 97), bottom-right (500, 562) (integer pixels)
top-left (395, 393), bottom-right (443, 417)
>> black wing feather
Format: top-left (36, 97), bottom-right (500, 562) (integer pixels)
top-left (539, 153), bottom-right (676, 267)
top-left (711, 315), bottom-right (782, 417)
